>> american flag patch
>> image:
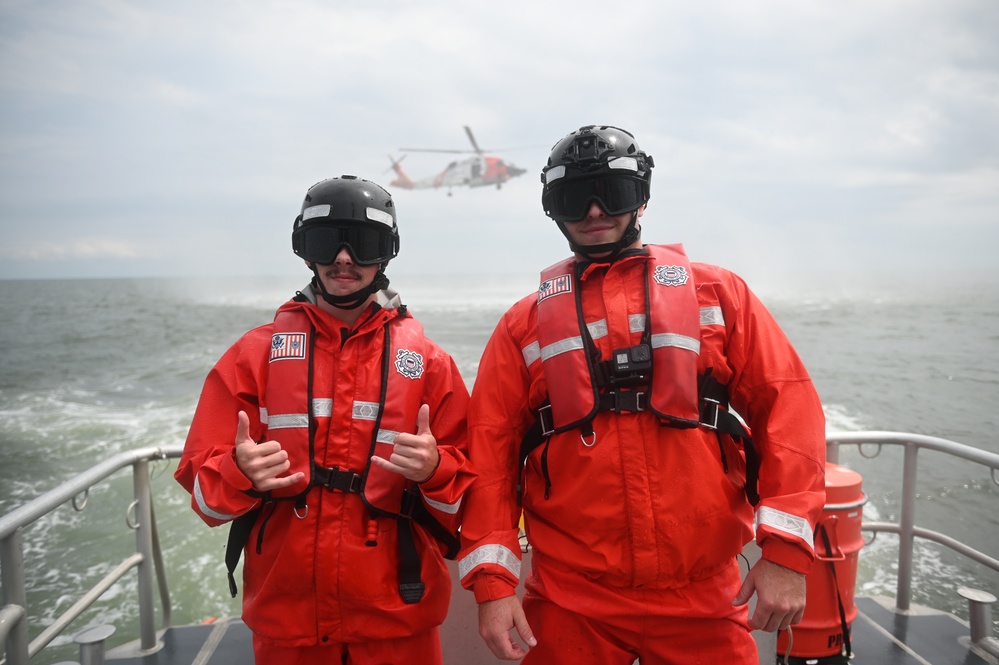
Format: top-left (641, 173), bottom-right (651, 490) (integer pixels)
top-left (270, 333), bottom-right (307, 362)
top-left (538, 274), bottom-right (572, 303)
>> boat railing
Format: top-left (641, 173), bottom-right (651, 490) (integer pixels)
top-left (0, 445), bottom-right (184, 665)
top-left (826, 431), bottom-right (999, 614)
top-left (3, 435), bottom-right (998, 663)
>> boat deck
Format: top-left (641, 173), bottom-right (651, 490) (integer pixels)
top-left (102, 595), bottom-right (995, 665)
top-left (851, 596), bottom-right (993, 665)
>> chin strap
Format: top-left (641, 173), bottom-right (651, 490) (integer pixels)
top-left (560, 210), bottom-right (642, 262)
top-left (310, 266), bottom-right (390, 310)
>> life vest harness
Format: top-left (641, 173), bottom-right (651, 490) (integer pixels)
top-left (520, 247), bottom-right (760, 505)
top-left (518, 369), bottom-right (759, 505)
top-left (535, 246), bottom-right (703, 437)
top-left (225, 300), bottom-right (459, 605)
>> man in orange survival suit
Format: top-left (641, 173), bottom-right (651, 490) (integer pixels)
top-left (457, 126), bottom-right (826, 663)
top-left (175, 176), bottom-right (475, 665)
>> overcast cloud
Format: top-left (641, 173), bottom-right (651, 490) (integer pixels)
top-left (1, 0), bottom-right (997, 289)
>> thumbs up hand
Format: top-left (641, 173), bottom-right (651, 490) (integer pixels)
top-left (233, 410), bottom-right (306, 492)
top-left (370, 404), bottom-right (441, 483)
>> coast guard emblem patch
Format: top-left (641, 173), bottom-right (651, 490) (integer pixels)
top-left (539, 274), bottom-right (572, 303)
top-left (270, 333), bottom-right (307, 362)
top-left (654, 265), bottom-right (689, 287)
top-left (395, 349), bottom-right (424, 379)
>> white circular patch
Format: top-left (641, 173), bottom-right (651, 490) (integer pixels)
top-left (395, 349), bottom-right (425, 379)
top-left (653, 265), bottom-right (689, 287)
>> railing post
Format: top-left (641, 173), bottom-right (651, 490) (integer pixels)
top-left (1, 529), bottom-right (29, 665)
top-left (896, 443), bottom-right (919, 611)
top-left (132, 460), bottom-right (158, 652)
top-left (826, 441), bottom-right (840, 465)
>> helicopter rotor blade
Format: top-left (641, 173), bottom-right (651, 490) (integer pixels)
top-left (399, 127), bottom-right (541, 155)
top-left (398, 148), bottom-right (476, 154)
top-left (464, 126), bottom-right (484, 155)
top-left (384, 154), bottom-right (407, 173)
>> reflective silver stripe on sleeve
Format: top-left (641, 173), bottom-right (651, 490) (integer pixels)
top-left (629, 314), bottom-right (646, 332)
top-left (352, 401), bottom-right (380, 421)
top-left (376, 429), bottom-right (400, 445)
top-left (587, 319), bottom-right (608, 340)
top-left (756, 506), bottom-right (815, 547)
top-left (259, 406), bottom-right (268, 422)
top-left (193, 475), bottom-right (239, 521)
top-left (313, 398), bottom-right (332, 418)
top-left (458, 543), bottom-right (522, 582)
top-left (522, 341), bottom-right (541, 367)
top-left (651, 332), bottom-right (700, 354)
top-left (540, 336), bottom-right (584, 361)
top-left (424, 495), bottom-right (463, 515)
top-left (700, 306), bottom-right (725, 327)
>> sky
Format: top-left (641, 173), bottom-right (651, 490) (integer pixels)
top-left (1, 0), bottom-right (997, 290)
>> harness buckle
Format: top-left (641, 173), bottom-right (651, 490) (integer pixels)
top-left (317, 465), bottom-right (363, 493)
top-left (600, 390), bottom-right (647, 413)
top-left (538, 404), bottom-right (555, 438)
top-left (701, 397), bottom-right (720, 430)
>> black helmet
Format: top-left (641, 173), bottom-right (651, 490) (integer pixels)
top-left (292, 175), bottom-right (399, 266)
top-left (541, 125), bottom-right (653, 223)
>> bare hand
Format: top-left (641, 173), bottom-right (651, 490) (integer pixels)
top-left (370, 404), bottom-right (441, 482)
top-left (233, 411), bottom-right (305, 492)
top-left (732, 558), bottom-right (806, 632)
top-left (478, 596), bottom-right (537, 660)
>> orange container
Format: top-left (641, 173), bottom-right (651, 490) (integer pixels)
top-left (776, 462), bottom-right (865, 663)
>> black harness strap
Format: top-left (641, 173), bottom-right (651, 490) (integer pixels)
top-left (225, 508), bottom-right (259, 598)
top-left (313, 465), bottom-right (363, 493)
top-left (396, 490), bottom-right (425, 604)
top-left (410, 498), bottom-right (461, 559)
top-left (817, 522), bottom-right (853, 662)
top-left (224, 465), bottom-right (459, 601)
top-left (698, 370), bottom-right (760, 506)
top-left (518, 369), bottom-right (761, 506)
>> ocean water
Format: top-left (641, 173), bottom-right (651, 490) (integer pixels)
top-left (1, 273), bottom-right (998, 663)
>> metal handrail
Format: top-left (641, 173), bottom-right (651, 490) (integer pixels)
top-left (827, 431), bottom-right (999, 612)
top-left (3, 436), bottom-right (998, 662)
top-left (0, 445), bottom-right (184, 665)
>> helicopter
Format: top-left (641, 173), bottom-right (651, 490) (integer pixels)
top-left (387, 126), bottom-right (528, 195)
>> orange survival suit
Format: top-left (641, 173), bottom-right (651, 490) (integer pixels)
top-left (458, 245), bottom-right (826, 651)
top-left (176, 285), bottom-right (474, 648)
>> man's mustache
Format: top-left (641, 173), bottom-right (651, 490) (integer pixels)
top-left (325, 266), bottom-right (363, 279)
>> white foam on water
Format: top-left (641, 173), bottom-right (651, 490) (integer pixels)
top-left (823, 403), bottom-right (869, 433)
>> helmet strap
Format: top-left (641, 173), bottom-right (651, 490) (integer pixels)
top-left (309, 266), bottom-right (390, 310)
top-left (559, 209), bottom-right (642, 262)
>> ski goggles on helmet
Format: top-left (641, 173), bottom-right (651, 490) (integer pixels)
top-left (542, 175), bottom-right (647, 223)
top-left (293, 223), bottom-right (398, 266)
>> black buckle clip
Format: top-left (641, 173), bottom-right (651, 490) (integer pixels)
top-left (538, 404), bottom-right (555, 437)
top-left (700, 397), bottom-right (720, 430)
top-left (602, 390), bottom-right (647, 413)
top-left (318, 466), bottom-right (362, 493)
